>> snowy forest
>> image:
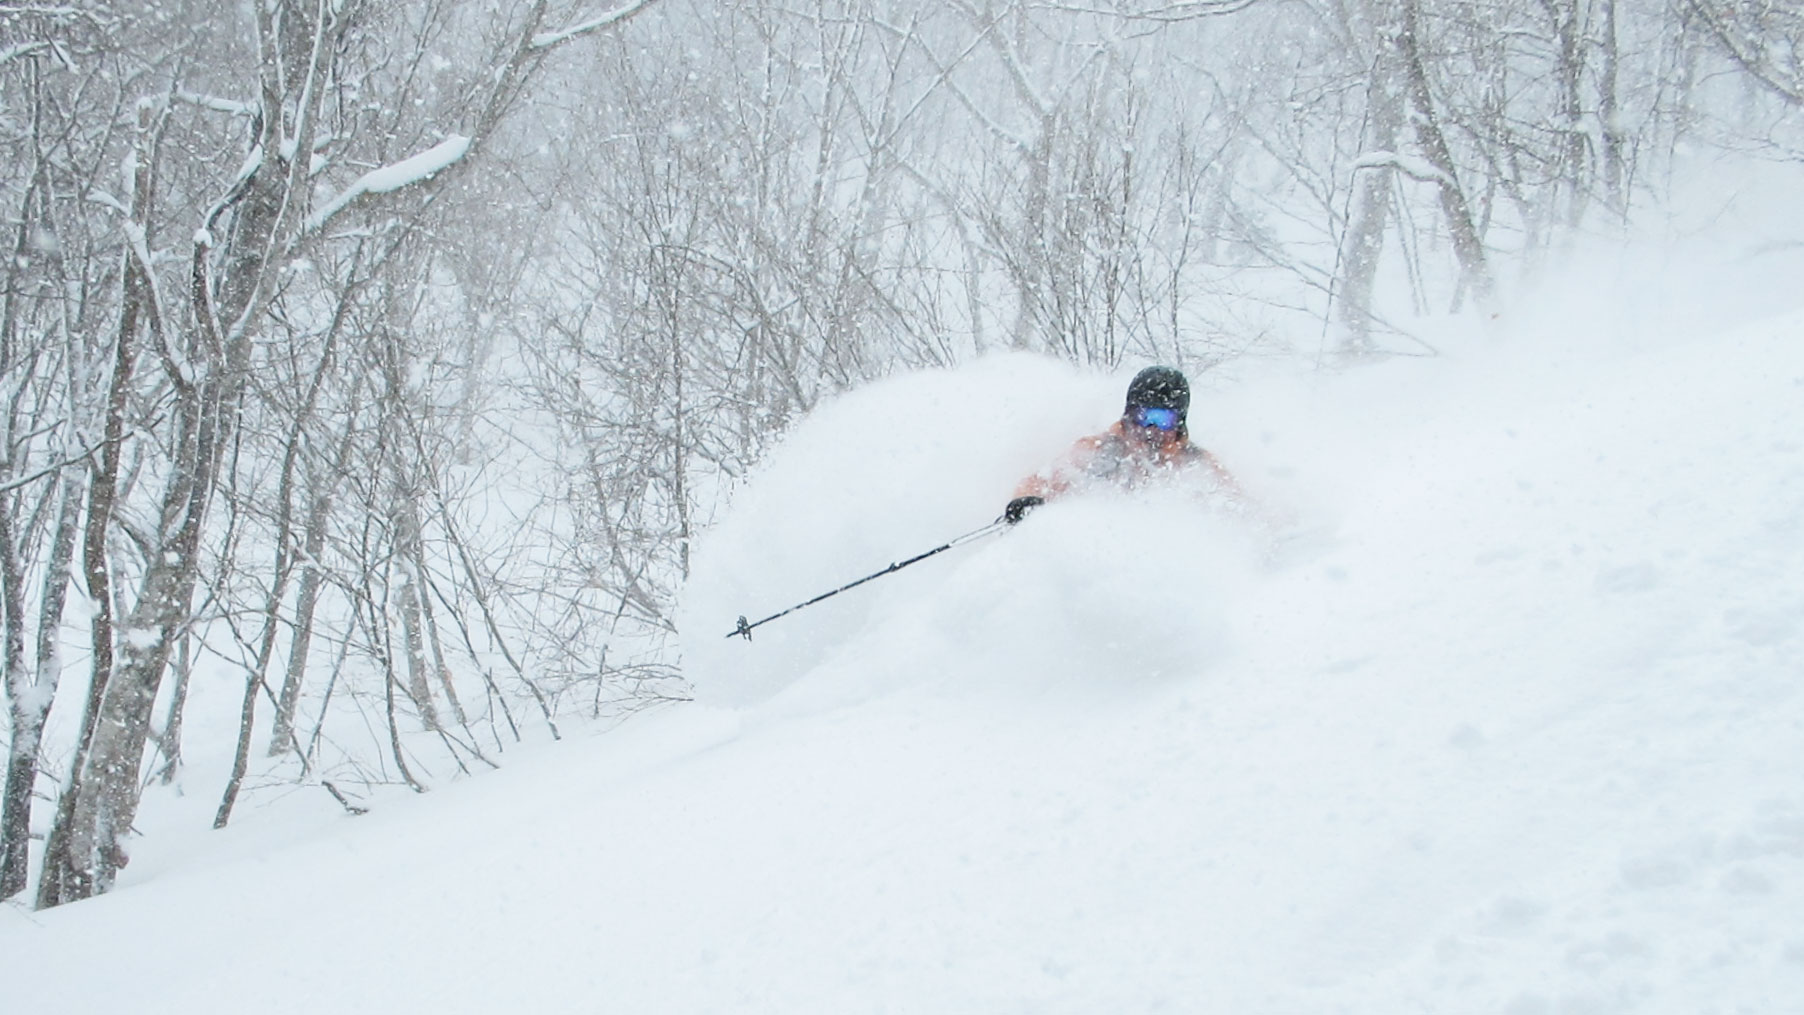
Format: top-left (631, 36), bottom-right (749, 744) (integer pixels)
top-left (2, 0), bottom-right (1801, 912)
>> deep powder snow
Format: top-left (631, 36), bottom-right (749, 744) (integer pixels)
top-left (5, 311), bottom-right (1803, 1014)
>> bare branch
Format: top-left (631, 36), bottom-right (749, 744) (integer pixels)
top-left (1687, 0), bottom-right (1804, 106)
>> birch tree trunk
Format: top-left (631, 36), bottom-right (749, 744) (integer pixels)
top-left (34, 94), bottom-right (165, 907)
top-left (1396, 0), bottom-right (1495, 307)
top-left (1335, 3), bottom-right (1408, 358)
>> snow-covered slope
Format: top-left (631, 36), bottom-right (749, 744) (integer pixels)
top-left (5, 311), bottom-right (1803, 1014)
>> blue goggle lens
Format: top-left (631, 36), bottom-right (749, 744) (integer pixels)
top-left (1133, 406), bottom-right (1180, 431)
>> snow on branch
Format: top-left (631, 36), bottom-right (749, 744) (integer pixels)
top-left (1, 41), bottom-right (50, 66)
top-left (1353, 151), bottom-right (1455, 189)
top-left (175, 88), bottom-right (257, 117)
top-left (2, 5), bottom-right (108, 19)
top-left (304, 135), bottom-right (471, 234)
top-left (1052, 0), bottom-right (1262, 21)
top-left (529, 0), bottom-right (657, 50)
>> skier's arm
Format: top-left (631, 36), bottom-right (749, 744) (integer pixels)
top-left (1010, 434), bottom-right (1106, 502)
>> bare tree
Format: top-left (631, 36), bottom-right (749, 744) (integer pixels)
top-left (35, 0), bottom-right (661, 907)
top-left (1331, 0), bottom-right (1409, 357)
top-left (1395, 0), bottom-right (1496, 308)
top-left (1688, 0), bottom-right (1804, 107)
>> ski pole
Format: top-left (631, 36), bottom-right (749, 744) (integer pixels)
top-left (727, 518), bottom-right (1008, 640)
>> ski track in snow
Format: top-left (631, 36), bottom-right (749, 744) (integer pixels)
top-left (5, 314), bottom-right (1804, 1013)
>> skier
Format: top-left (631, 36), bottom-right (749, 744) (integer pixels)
top-left (1003, 365), bottom-right (1246, 525)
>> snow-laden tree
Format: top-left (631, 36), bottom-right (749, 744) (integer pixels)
top-left (3, 0), bottom-right (662, 908)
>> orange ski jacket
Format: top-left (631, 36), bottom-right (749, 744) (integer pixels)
top-left (1013, 420), bottom-right (1244, 502)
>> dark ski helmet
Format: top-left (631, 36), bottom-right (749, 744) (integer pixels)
top-left (1124, 366), bottom-right (1190, 420)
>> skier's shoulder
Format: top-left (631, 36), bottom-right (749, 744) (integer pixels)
top-left (1075, 425), bottom-right (1123, 451)
top-left (1061, 426), bottom-right (1123, 463)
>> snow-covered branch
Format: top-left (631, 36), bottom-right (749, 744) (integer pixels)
top-left (1042, 0), bottom-right (1264, 23)
top-left (85, 188), bottom-right (129, 217)
top-left (529, 0), bottom-right (660, 50)
top-left (304, 135), bottom-right (471, 234)
top-left (1352, 150), bottom-right (1455, 189)
top-left (124, 221), bottom-right (194, 389)
top-left (1, 41), bottom-right (50, 66)
top-left (175, 88), bottom-right (257, 117)
top-left (0, 5), bottom-right (110, 20)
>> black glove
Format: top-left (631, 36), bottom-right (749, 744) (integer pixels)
top-left (1003, 495), bottom-right (1044, 525)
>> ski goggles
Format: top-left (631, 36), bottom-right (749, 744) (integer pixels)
top-left (1131, 406), bottom-right (1181, 431)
